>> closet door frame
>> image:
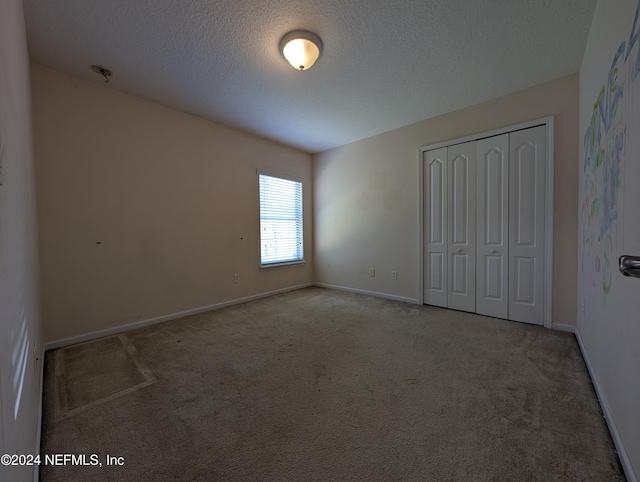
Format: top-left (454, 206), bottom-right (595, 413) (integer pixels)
top-left (417, 116), bottom-right (554, 328)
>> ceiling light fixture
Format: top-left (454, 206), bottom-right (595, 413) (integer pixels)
top-left (280, 31), bottom-right (323, 71)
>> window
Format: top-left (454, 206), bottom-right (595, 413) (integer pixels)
top-left (259, 173), bottom-right (303, 266)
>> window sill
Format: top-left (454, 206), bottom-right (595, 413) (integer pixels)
top-left (259, 260), bottom-right (306, 271)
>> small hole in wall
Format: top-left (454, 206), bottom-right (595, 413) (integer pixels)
top-left (91, 65), bottom-right (112, 83)
top-left (96, 242), bottom-right (102, 245)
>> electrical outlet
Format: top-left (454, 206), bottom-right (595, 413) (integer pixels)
top-left (391, 271), bottom-right (398, 280)
top-left (369, 268), bottom-right (375, 278)
top-left (234, 274), bottom-right (240, 283)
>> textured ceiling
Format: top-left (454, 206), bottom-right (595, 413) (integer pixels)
top-left (23, 0), bottom-right (596, 153)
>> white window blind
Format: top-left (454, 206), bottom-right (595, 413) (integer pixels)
top-left (259, 174), bottom-right (303, 265)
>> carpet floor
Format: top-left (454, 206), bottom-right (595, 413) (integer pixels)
top-left (40, 287), bottom-right (624, 481)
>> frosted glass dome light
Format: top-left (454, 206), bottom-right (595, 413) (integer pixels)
top-left (280, 31), bottom-right (323, 71)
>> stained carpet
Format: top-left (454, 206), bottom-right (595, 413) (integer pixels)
top-left (40, 287), bottom-right (624, 481)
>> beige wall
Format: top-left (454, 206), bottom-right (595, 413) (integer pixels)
top-left (314, 74), bottom-right (579, 326)
top-left (32, 64), bottom-right (313, 343)
top-left (0, 1), bottom-right (43, 480)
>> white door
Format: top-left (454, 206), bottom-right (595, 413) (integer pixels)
top-left (476, 134), bottom-right (509, 319)
top-left (508, 126), bottom-right (546, 324)
top-left (424, 147), bottom-right (448, 307)
top-left (447, 141), bottom-right (476, 313)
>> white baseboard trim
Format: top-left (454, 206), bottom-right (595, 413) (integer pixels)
top-left (314, 283), bottom-right (419, 305)
top-left (44, 283), bottom-right (314, 351)
top-left (575, 328), bottom-right (638, 482)
top-left (33, 346), bottom-right (45, 482)
top-left (551, 323), bottom-right (576, 333)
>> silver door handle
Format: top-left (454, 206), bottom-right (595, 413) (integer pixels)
top-left (490, 249), bottom-right (496, 253)
top-left (619, 255), bottom-right (640, 278)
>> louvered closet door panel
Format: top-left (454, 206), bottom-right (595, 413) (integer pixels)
top-left (509, 125), bottom-right (546, 325)
top-left (424, 148), bottom-right (448, 307)
top-left (447, 141), bottom-right (476, 313)
top-left (476, 134), bottom-right (509, 319)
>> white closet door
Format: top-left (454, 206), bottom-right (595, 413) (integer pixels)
top-left (476, 134), bottom-right (509, 319)
top-left (424, 148), bottom-right (448, 307)
top-left (509, 126), bottom-right (546, 324)
top-left (447, 141), bottom-right (476, 313)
